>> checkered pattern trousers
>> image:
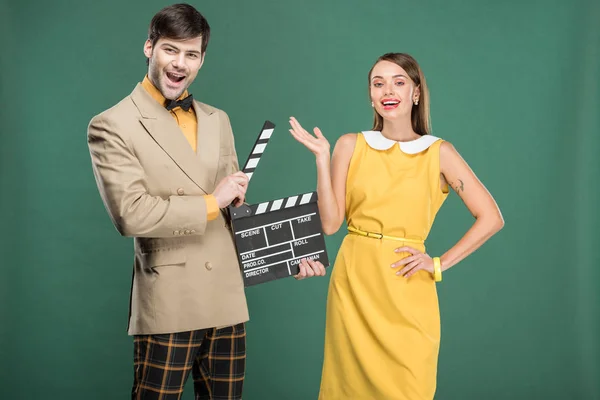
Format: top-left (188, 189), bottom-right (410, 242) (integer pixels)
top-left (131, 323), bottom-right (246, 400)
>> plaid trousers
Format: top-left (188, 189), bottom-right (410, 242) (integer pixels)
top-left (131, 323), bottom-right (246, 400)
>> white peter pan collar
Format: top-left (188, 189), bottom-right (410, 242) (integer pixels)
top-left (362, 131), bottom-right (441, 154)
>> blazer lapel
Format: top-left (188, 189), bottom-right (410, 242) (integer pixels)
top-left (131, 84), bottom-right (216, 194)
top-left (194, 101), bottom-right (220, 188)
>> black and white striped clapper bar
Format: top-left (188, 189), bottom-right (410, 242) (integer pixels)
top-left (228, 121), bottom-right (330, 287)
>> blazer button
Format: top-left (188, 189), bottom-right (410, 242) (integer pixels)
top-left (173, 230), bottom-right (180, 235)
top-left (177, 188), bottom-right (184, 196)
top-left (190, 229), bottom-right (196, 234)
top-left (184, 229), bottom-right (191, 235)
top-left (205, 262), bottom-right (213, 271)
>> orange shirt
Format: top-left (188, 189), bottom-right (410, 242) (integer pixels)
top-left (141, 76), bottom-right (219, 220)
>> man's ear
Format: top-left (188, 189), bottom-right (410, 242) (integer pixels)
top-left (143, 39), bottom-right (153, 59)
top-left (199, 52), bottom-right (206, 69)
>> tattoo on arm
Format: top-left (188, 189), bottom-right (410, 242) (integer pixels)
top-left (450, 179), bottom-right (464, 193)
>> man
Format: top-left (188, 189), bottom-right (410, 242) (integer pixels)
top-left (88, 4), bottom-right (325, 399)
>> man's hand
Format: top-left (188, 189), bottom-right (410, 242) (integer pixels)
top-left (294, 258), bottom-right (327, 280)
top-left (213, 171), bottom-right (249, 208)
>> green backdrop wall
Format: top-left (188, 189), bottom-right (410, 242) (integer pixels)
top-left (1, 0), bottom-right (599, 399)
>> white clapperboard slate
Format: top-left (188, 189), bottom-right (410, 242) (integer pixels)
top-left (227, 121), bottom-right (330, 287)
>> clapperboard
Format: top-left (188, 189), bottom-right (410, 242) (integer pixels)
top-left (228, 121), bottom-right (330, 287)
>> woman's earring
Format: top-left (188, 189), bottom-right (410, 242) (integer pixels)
top-left (414, 99), bottom-right (419, 105)
top-left (371, 102), bottom-right (374, 107)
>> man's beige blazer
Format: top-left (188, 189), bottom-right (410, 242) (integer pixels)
top-left (87, 83), bottom-right (249, 335)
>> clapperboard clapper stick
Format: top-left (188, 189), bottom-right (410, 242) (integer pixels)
top-left (227, 120), bottom-right (330, 287)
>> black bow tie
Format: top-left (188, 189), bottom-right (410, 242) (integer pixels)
top-left (165, 94), bottom-right (193, 111)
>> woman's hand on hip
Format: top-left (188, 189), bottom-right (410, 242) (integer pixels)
top-left (391, 246), bottom-right (434, 278)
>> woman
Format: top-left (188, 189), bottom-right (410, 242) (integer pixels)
top-left (289, 53), bottom-right (504, 399)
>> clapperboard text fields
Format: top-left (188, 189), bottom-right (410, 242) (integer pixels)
top-left (230, 192), bottom-right (329, 286)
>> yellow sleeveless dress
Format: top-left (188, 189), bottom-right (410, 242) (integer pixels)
top-left (318, 131), bottom-right (449, 400)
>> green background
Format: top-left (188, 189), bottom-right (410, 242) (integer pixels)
top-left (1, 0), bottom-right (599, 398)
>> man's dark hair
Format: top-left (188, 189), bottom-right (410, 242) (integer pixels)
top-left (148, 3), bottom-right (211, 53)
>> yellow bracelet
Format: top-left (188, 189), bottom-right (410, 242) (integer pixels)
top-left (433, 257), bottom-right (442, 282)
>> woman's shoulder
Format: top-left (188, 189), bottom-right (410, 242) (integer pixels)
top-left (332, 133), bottom-right (359, 161)
top-left (336, 133), bottom-right (359, 146)
top-left (333, 133), bottom-right (360, 152)
top-left (439, 139), bottom-right (458, 157)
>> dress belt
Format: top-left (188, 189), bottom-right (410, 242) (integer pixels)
top-left (347, 226), bottom-right (424, 244)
